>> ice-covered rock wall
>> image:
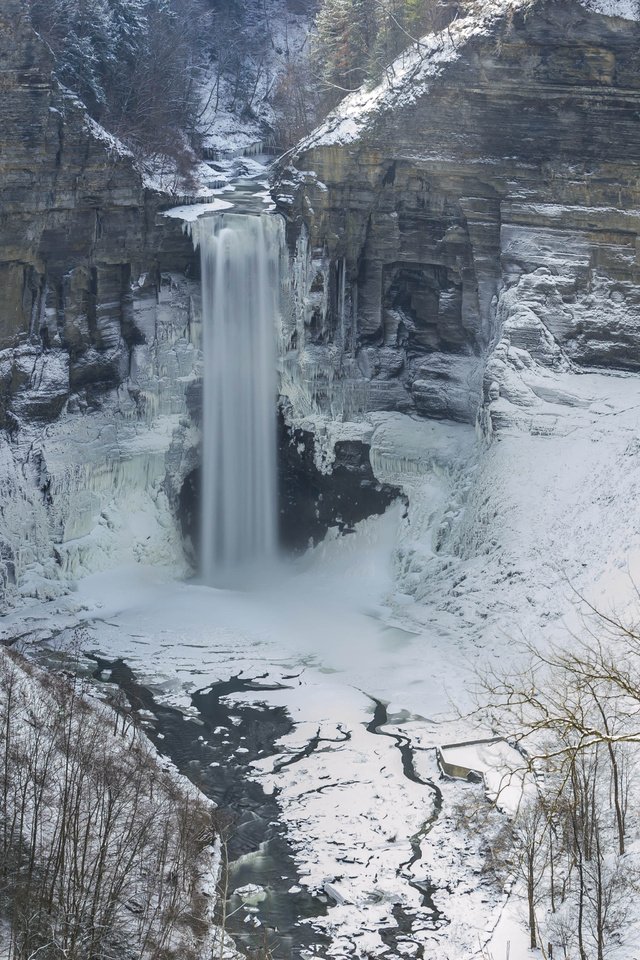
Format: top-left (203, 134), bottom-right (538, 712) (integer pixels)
top-left (0, 272), bottom-right (201, 603)
top-left (275, 0), bottom-right (640, 437)
top-left (271, 0), bottom-right (640, 642)
top-left (0, 1), bottom-right (202, 607)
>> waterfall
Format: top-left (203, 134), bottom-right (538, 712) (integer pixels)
top-left (198, 212), bottom-right (284, 584)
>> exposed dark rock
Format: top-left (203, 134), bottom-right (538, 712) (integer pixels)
top-left (278, 412), bottom-right (401, 551)
top-left (178, 467), bottom-right (201, 565)
top-left (178, 415), bottom-right (401, 565)
top-left (0, 0), bottom-right (198, 423)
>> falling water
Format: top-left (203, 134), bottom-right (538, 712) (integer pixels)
top-left (198, 212), bottom-right (284, 584)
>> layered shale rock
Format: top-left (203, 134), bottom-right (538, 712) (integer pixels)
top-left (0, 0), bottom-right (197, 420)
top-left (0, 1), bottom-right (201, 604)
top-left (275, 0), bottom-right (640, 435)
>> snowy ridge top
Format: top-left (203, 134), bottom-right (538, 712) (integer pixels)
top-left (83, 115), bottom-right (134, 160)
top-left (293, 0), bottom-right (638, 154)
top-left (579, 0), bottom-right (639, 16)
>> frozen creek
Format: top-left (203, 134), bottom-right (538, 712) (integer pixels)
top-left (7, 505), bottom-right (517, 960)
top-left (6, 363), bottom-right (640, 959)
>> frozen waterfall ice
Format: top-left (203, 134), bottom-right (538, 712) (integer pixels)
top-left (197, 212), bottom-right (284, 584)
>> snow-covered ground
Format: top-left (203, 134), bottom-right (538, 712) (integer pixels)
top-left (4, 527), bottom-right (513, 959)
top-left (6, 361), bottom-right (640, 958)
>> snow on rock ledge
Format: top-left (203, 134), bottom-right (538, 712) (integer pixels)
top-left (580, 0), bottom-right (639, 17)
top-left (287, 0), bottom-right (639, 156)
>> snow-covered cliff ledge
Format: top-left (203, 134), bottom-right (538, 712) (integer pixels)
top-left (286, 0), bottom-right (640, 156)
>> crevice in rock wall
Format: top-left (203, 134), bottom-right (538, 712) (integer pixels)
top-left (178, 467), bottom-right (200, 566)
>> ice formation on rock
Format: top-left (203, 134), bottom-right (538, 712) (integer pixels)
top-left (0, 273), bottom-right (201, 606)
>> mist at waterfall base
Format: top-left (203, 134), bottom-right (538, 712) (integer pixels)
top-left (198, 211), bottom-right (283, 587)
top-left (191, 203), bottom-right (414, 680)
top-left (188, 205), bottom-right (466, 694)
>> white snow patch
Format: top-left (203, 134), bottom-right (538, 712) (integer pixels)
top-left (84, 115), bottom-right (134, 159)
top-left (162, 198), bottom-right (235, 221)
top-left (580, 0), bottom-right (639, 18)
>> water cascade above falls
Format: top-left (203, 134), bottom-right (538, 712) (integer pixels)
top-left (197, 212), bottom-right (285, 584)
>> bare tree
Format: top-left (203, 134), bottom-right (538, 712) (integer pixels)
top-left (0, 643), bottom-right (216, 960)
top-left (473, 595), bottom-right (640, 958)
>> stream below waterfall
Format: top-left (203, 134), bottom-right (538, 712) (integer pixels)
top-left (82, 653), bottom-right (446, 960)
top-left (88, 655), bottom-right (331, 959)
top-left (15, 516), bottom-right (511, 960)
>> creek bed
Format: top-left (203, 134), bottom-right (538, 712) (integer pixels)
top-left (31, 641), bottom-right (330, 960)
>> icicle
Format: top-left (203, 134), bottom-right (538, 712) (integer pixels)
top-left (339, 257), bottom-right (347, 353)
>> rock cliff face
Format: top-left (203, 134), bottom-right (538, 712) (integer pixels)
top-left (275, 0), bottom-right (640, 432)
top-left (0, 2), bottom-right (201, 605)
top-left (4, 0), bottom-right (640, 604)
top-left (0, 0), bottom-right (197, 416)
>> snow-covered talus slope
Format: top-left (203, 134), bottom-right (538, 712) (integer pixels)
top-left (389, 373), bottom-right (640, 648)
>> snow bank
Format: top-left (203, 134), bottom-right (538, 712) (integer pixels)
top-left (162, 198), bottom-right (235, 221)
top-left (580, 0), bottom-right (640, 17)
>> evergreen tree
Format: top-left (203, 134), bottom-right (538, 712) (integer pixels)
top-left (27, 0), bottom-right (210, 159)
top-left (314, 0), bottom-right (364, 95)
top-left (313, 0), bottom-right (455, 108)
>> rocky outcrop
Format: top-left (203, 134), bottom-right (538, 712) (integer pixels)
top-left (278, 413), bottom-right (401, 550)
top-left (0, 1), bottom-right (202, 605)
top-left (0, 0), bottom-right (197, 421)
top-left (275, 0), bottom-right (640, 432)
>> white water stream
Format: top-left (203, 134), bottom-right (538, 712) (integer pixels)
top-left (198, 212), bottom-right (285, 583)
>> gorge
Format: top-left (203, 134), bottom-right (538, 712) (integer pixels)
top-left (3, 0), bottom-right (640, 958)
